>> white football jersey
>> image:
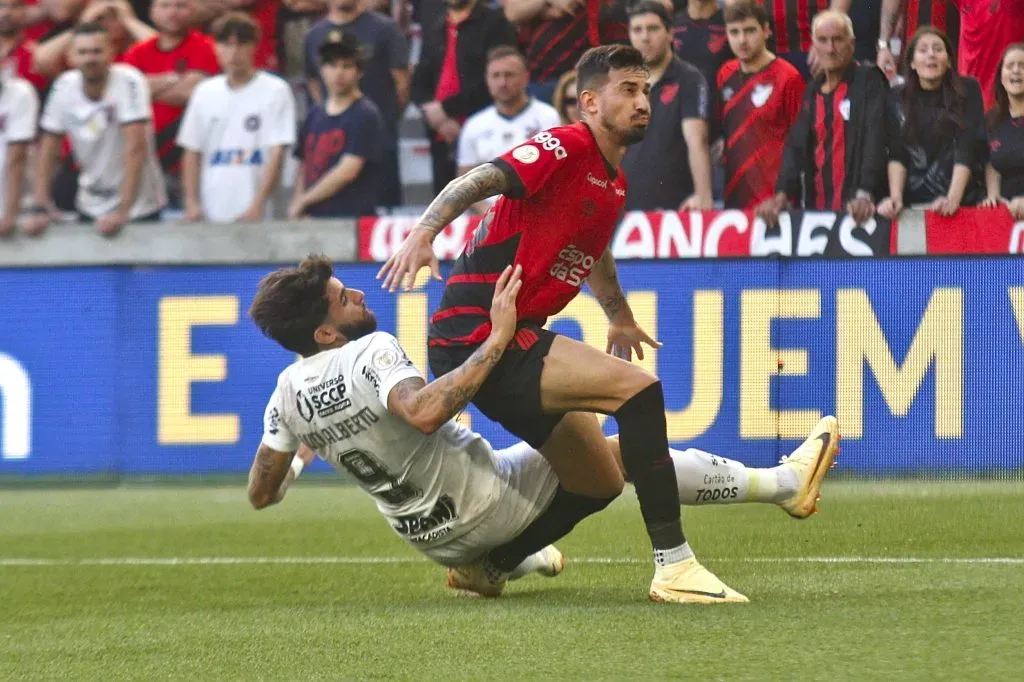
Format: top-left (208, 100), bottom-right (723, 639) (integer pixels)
top-left (261, 332), bottom-right (503, 549)
top-left (177, 72), bottom-right (296, 223)
top-left (40, 64), bottom-right (166, 219)
top-left (457, 99), bottom-right (561, 170)
top-left (0, 77), bottom-right (39, 217)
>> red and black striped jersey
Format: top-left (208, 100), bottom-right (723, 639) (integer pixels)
top-left (718, 57), bottom-right (806, 209)
top-left (522, 0), bottom-right (628, 84)
top-left (757, 0), bottom-right (826, 55)
top-left (903, 0), bottom-right (960, 48)
top-left (429, 123), bottom-right (626, 348)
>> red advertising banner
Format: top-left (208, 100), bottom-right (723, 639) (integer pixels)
top-left (358, 210), bottom-right (893, 262)
top-left (924, 207), bottom-right (1024, 255)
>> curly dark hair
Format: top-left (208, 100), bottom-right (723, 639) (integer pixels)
top-left (249, 255), bottom-right (333, 357)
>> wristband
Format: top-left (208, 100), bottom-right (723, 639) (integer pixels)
top-left (290, 456), bottom-right (305, 477)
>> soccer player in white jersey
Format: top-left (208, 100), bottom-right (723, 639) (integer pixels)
top-left (248, 255), bottom-right (839, 600)
top-left (456, 46), bottom-right (561, 214)
top-left (27, 21), bottom-right (166, 236)
top-left (0, 73), bottom-right (38, 236)
top-left (178, 12), bottom-right (296, 224)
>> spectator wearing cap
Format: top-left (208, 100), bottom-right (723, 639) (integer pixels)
top-left (623, 1), bottom-right (713, 211)
top-left (28, 21), bottom-right (166, 236)
top-left (32, 0), bottom-right (155, 80)
top-left (177, 12), bottom-right (296, 223)
top-left (122, 0), bottom-right (219, 205)
top-left (456, 45), bottom-right (560, 213)
top-left (504, 0), bottom-right (629, 104)
top-left (304, 0), bottom-right (409, 209)
top-left (412, 0), bottom-right (517, 194)
top-left (290, 35), bottom-right (384, 219)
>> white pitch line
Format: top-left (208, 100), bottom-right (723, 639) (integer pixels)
top-left (0, 556), bottom-right (1022, 567)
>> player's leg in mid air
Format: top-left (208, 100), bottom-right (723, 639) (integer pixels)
top-left (606, 415), bottom-right (840, 518)
top-left (481, 333), bottom-right (747, 604)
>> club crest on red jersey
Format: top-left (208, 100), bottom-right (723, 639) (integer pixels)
top-left (751, 84), bottom-right (773, 108)
top-left (660, 84), bottom-right (679, 105)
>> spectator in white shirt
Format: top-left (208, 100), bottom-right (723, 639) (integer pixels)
top-left (0, 75), bottom-right (38, 237)
top-left (177, 12), bottom-right (296, 224)
top-left (456, 45), bottom-right (560, 213)
top-left (27, 21), bottom-right (166, 236)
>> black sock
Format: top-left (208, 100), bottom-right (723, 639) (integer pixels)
top-left (613, 381), bottom-right (685, 550)
top-left (487, 486), bottom-right (617, 572)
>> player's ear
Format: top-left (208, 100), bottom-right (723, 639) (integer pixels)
top-left (314, 324), bottom-right (342, 348)
top-left (578, 88), bottom-right (599, 117)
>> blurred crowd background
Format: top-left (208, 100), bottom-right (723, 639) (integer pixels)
top-left (1, 0), bottom-right (1024, 238)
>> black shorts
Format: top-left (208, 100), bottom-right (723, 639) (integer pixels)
top-left (428, 324), bottom-right (563, 449)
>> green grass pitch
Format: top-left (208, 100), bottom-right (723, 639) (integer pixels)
top-left (2, 481), bottom-right (1023, 680)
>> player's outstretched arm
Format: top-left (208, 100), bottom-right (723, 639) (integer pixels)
top-left (588, 249), bottom-right (662, 362)
top-left (377, 163), bottom-right (512, 292)
top-left (247, 443), bottom-right (315, 510)
top-left (386, 265), bottom-right (522, 434)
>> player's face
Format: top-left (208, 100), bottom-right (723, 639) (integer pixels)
top-left (322, 58), bottom-right (361, 98)
top-left (0, 0), bottom-right (25, 37)
top-left (71, 33), bottom-right (112, 82)
top-left (589, 67), bottom-right (651, 145)
top-left (216, 37), bottom-right (257, 78)
top-left (486, 55), bottom-right (528, 106)
top-left (911, 34), bottom-right (951, 87)
top-left (151, 0), bottom-right (192, 36)
top-left (726, 18), bottom-right (769, 63)
top-left (317, 277), bottom-right (378, 347)
top-left (812, 18), bottom-right (854, 75)
top-left (629, 14), bottom-right (672, 67)
top-left (1001, 48), bottom-right (1024, 98)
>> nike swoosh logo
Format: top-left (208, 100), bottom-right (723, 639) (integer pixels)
top-left (808, 432), bottom-right (832, 484)
top-left (672, 589), bottom-right (728, 599)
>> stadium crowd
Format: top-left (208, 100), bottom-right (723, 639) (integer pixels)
top-left (1, 0), bottom-right (1024, 237)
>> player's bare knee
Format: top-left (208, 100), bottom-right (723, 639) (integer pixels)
top-left (609, 365), bottom-right (659, 410)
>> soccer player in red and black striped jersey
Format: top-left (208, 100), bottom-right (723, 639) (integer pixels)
top-left (756, 10), bottom-right (888, 226)
top-left (718, 1), bottom-right (805, 209)
top-left (877, 0), bottom-right (960, 82)
top-left (744, 0), bottom-right (851, 79)
top-left (379, 45), bottom-right (747, 605)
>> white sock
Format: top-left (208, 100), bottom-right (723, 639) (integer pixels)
top-left (654, 542), bottom-right (695, 566)
top-left (508, 549), bottom-right (549, 580)
top-left (670, 447), bottom-right (797, 506)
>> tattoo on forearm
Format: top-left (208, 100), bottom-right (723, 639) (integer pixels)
top-left (420, 164), bottom-right (509, 232)
top-left (597, 291), bottom-right (629, 320)
top-left (592, 251), bottom-right (629, 321)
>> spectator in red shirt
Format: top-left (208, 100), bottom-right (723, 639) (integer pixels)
top-left (957, 0), bottom-right (1024, 108)
top-left (32, 0), bottom-right (154, 79)
top-left (122, 0), bottom-right (219, 183)
top-left (0, 0), bottom-right (51, 91)
top-left (195, 0), bottom-right (279, 72)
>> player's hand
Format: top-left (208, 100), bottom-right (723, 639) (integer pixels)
top-left (377, 226), bottom-right (442, 292)
top-left (847, 196), bottom-right (875, 225)
top-left (488, 264), bottom-right (523, 346)
top-left (755, 193), bottom-right (788, 227)
top-left (877, 47), bottom-right (898, 82)
top-left (929, 195), bottom-right (960, 217)
top-left (876, 197), bottom-right (902, 220)
top-left (681, 194), bottom-right (713, 212)
top-left (979, 195), bottom-right (1006, 209)
top-left (96, 210), bottom-right (128, 238)
top-left (296, 444), bottom-right (317, 467)
top-left (606, 322), bottom-right (662, 362)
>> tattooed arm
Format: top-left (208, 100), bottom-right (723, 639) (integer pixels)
top-left (588, 248), bottom-right (633, 325)
top-left (247, 444), bottom-right (297, 510)
top-left (386, 265), bottom-right (523, 434)
top-left (378, 163), bottom-right (514, 291)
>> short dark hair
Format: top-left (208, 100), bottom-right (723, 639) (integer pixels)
top-left (575, 44), bottom-right (647, 92)
top-left (723, 0), bottom-right (770, 25)
top-left (73, 21), bottom-right (108, 38)
top-left (319, 32), bottom-right (367, 70)
top-left (627, 1), bottom-right (672, 31)
top-left (212, 11), bottom-right (260, 45)
top-left (486, 45), bottom-right (526, 67)
top-left (249, 255), bottom-right (334, 357)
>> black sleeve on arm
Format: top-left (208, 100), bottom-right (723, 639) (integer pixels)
top-left (857, 68), bottom-right (891, 197)
top-left (440, 11), bottom-right (518, 120)
top-left (955, 77), bottom-right (986, 166)
top-left (776, 90), bottom-right (814, 202)
top-left (410, 19), bottom-right (441, 106)
top-left (886, 87), bottom-right (907, 165)
top-left (491, 158), bottom-right (526, 199)
top-left (680, 67), bottom-right (710, 122)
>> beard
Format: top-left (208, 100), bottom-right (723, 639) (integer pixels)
top-left (621, 124), bottom-right (648, 145)
top-left (337, 311), bottom-right (378, 342)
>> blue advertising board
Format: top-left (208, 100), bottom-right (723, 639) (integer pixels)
top-left (1, 258), bottom-right (1022, 476)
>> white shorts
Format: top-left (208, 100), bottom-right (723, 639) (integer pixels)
top-left (420, 442), bottom-right (559, 567)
